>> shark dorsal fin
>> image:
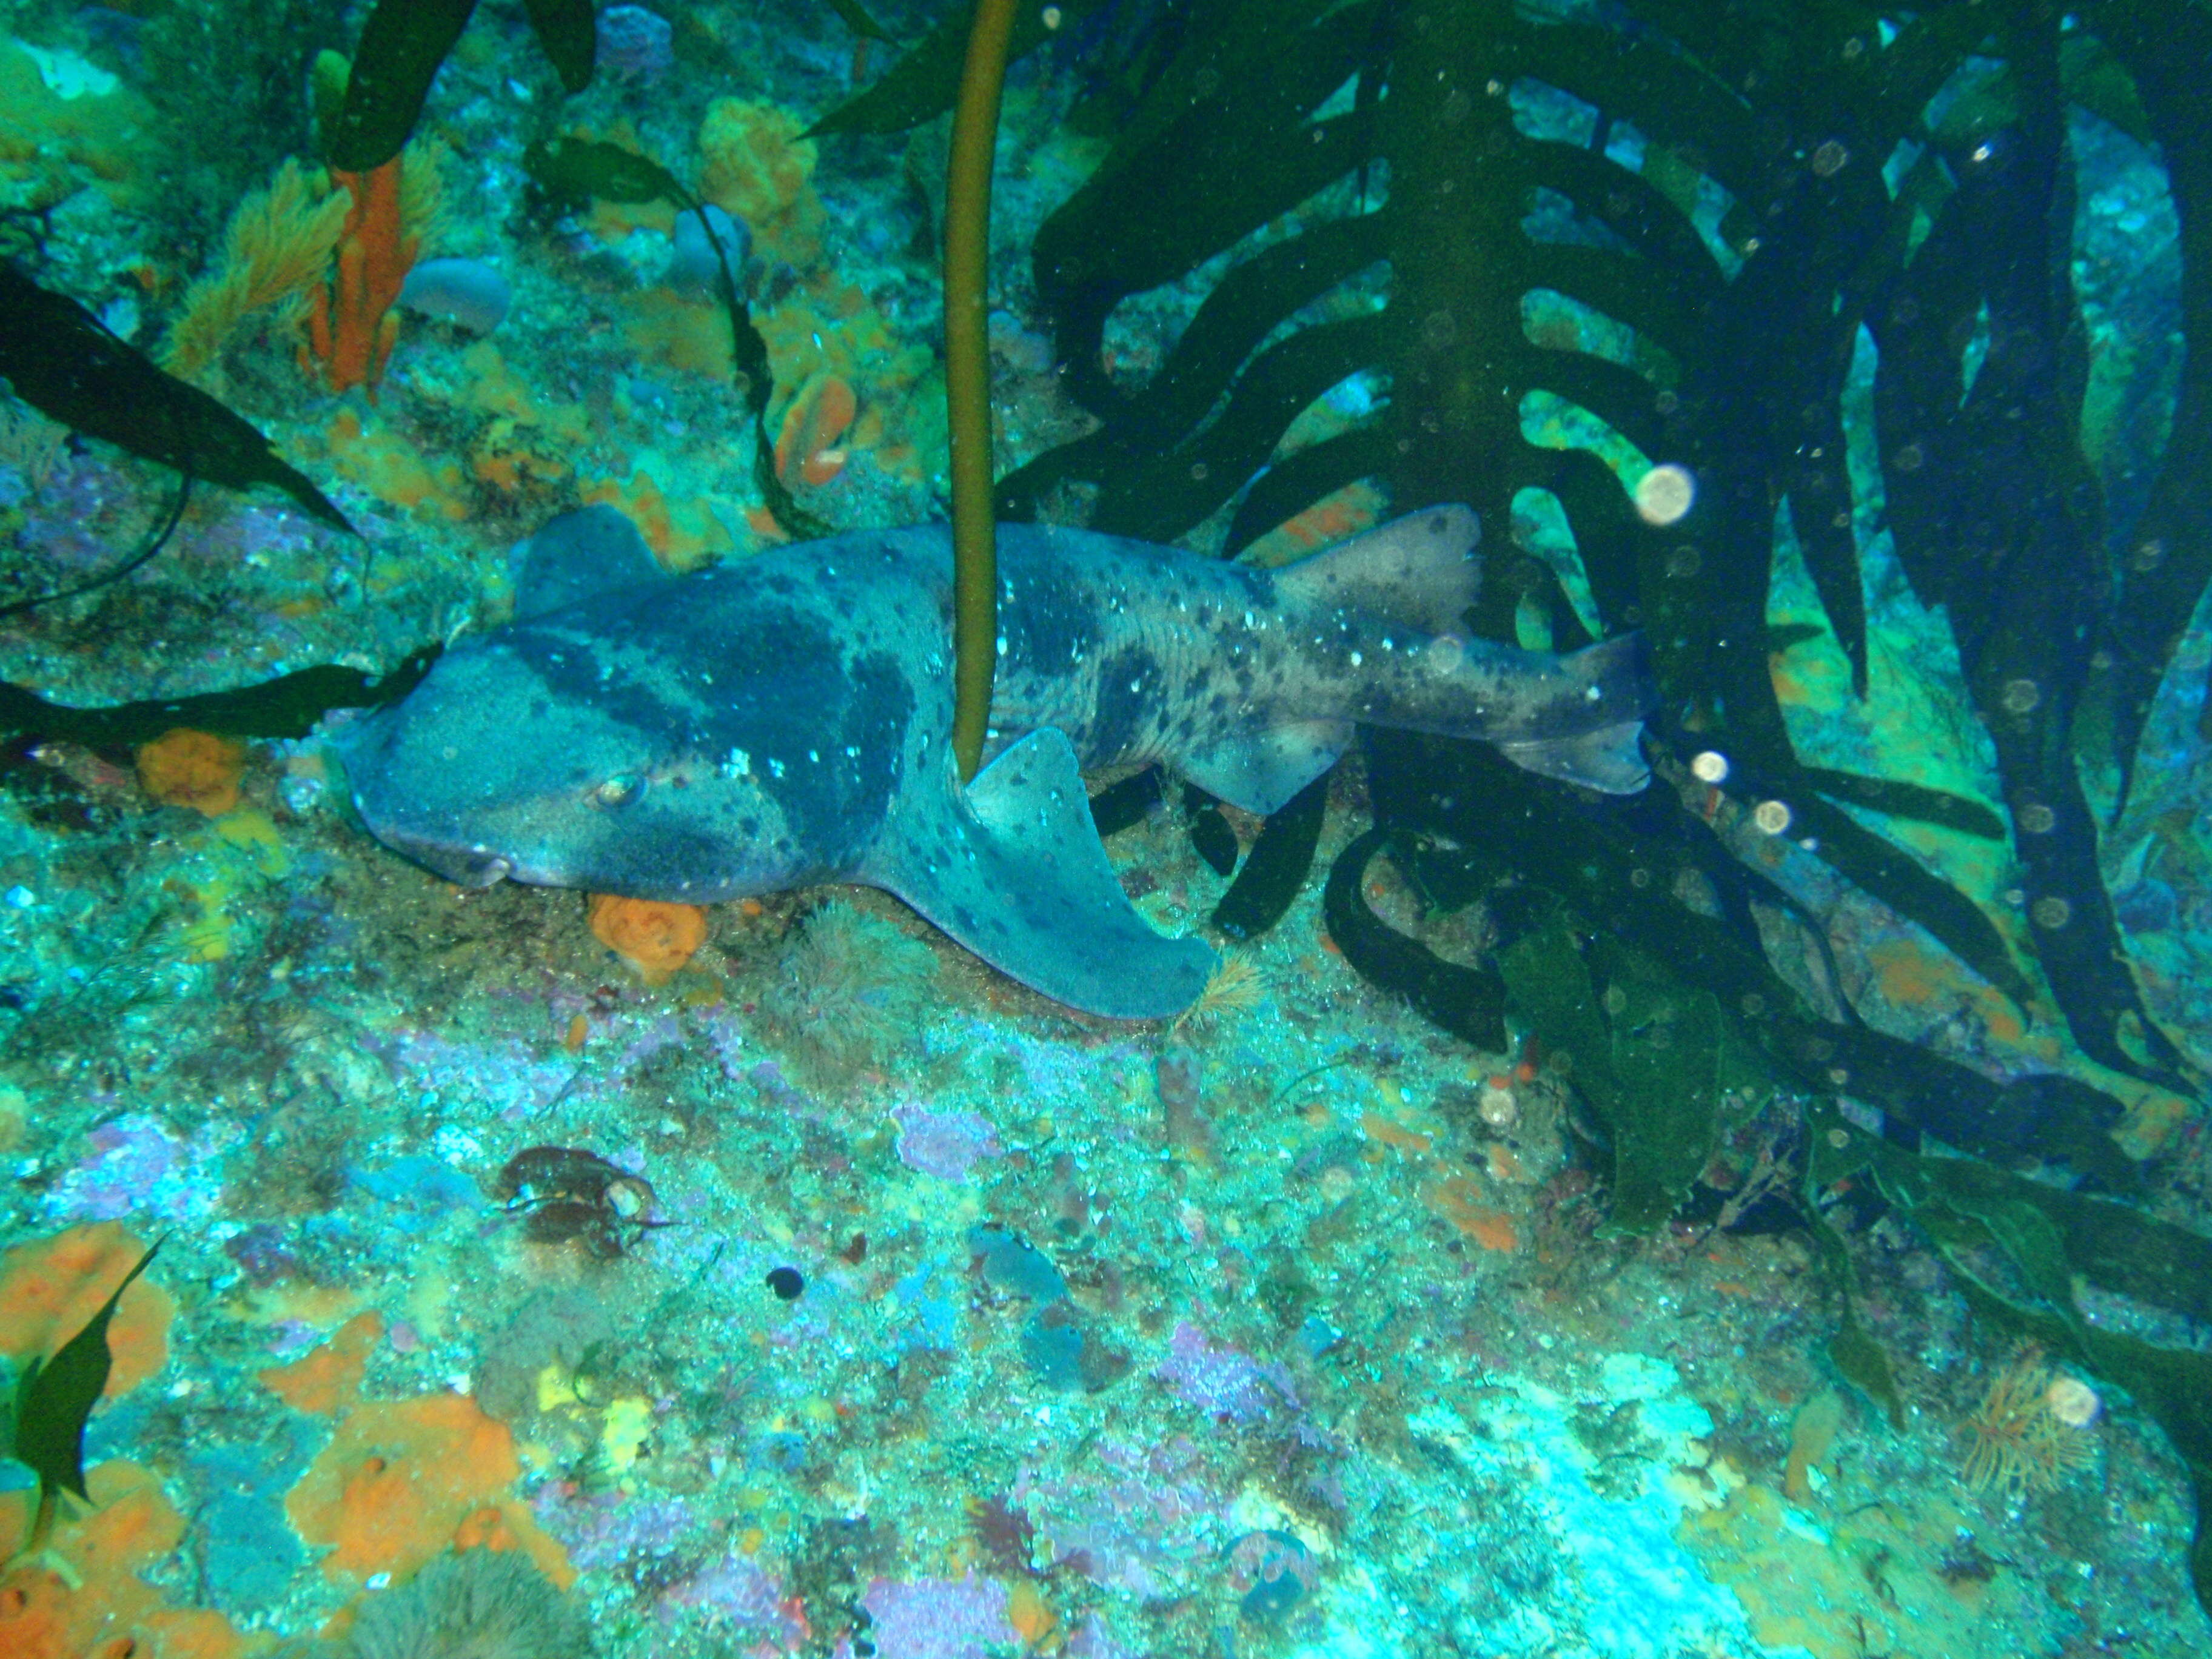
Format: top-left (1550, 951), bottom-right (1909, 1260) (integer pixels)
top-left (512, 504), bottom-right (670, 620)
top-left (1269, 505), bottom-right (1481, 635)
top-left (869, 729), bottom-right (1218, 1019)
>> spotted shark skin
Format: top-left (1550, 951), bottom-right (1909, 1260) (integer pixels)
top-left (340, 504), bottom-right (1650, 1018)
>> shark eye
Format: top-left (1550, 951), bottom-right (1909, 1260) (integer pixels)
top-left (590, 773), bottom-right (648, 808)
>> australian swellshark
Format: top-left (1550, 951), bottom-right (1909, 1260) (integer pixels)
top-left (341, 504), bottom-right (1651, 1019)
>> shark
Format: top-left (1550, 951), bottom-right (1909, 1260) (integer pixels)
top-left (340, 503), bottom-right (1651, 1019)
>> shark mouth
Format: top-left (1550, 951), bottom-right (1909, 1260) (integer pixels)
top-left (376, 832), bottom-right (516, 888)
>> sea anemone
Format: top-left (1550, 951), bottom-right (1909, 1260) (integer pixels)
top-left (343, 1549), bottom-right (592, 1659)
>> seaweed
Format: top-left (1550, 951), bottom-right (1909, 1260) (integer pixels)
top-left (328, 0), bottom-right (595, 173)
top-left (0, 265), bottom-right (350, 537)
top-left (0, 649), bottom-right (435, 746)
top-left (929, 0), bottom-right (2202, 1099)
top-left (807, 0), bottom-right (1121, 138)
top-left (1322, 826), bottom-right (1506, 1052)
top-left (1212, 771), bottom-right (1329, 939)
top-left (5, 1240), bottom-right (162, 1554)
top-left (1809, 1095), bottom-right (2212, 1610)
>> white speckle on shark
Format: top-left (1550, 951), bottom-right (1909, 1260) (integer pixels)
top-left (342, 504), bottom-right (1652, 1020)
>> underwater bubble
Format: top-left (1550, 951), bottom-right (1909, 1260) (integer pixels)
top-left (1601, 985), bottom-right (1629, 1015)
top-left (2017, 803), bottom-right (2056, 835)
top-left (1634, 464), bottom-right (1695, 526)
top-left (1666, 544), bottom-right (1703, 579)
top-left (1691, 750), bottom-right (1729, 783)
top-left (1426, 634), bottom-right (1465, 673)
top-left (1421, 309), bottom-right (1458, 350)
top-left (2031, 896), bottom-right (2072, 929)
top-left (1892, 443), bottom-right (1923, 471)
top-left (2000, 678), bottom-right (2041, 715)
top-left (1811, 140), bottom-right (1850, 176)
top-left (2131, 540), bottom-right (2165, 572)
top-left (1752, 799), bottom-right (1792, 835)
top-left (1042, 4), bottom-right (1063, 26)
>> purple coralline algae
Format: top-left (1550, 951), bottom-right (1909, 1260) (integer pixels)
top-left (857, 1573), bottom-right (1018, 1659)
top-left (1156, 1319), bottom-right (1298, 1424)
top-left (893, 1101), bottom-right (1001, 1181)
top-left (665, 1550), bottom-right (800, 1643)
top-left (597, 4), bottom-right (674, 83)
top-left (1017, 1440), bottom-right (1222, 1597)
top-left (42, 1110), bottom-right (229, 1223)
top-left (538, 1490), bottom-right (696, 1573)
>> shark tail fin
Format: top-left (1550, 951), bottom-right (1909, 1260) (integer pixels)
top-left (1492, 635), bottom-right (1655, 794)
top-left (1495, 719), bottom-right (1651, 794)
top-left (1270, 505), bottom-right (1481, 635)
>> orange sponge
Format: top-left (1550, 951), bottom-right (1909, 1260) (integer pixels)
top-left (0, 1461), bottom-right (250, 1659)
top-left (286, 1393), bottom-right (523, 1584)
top-left (588, 893), bottom-right (707, 985)
top-left (135, 729), bottom-right (245, 816)
top-left (258, 1311), bottom-right (383, 1416)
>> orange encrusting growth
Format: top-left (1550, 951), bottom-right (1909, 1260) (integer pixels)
top-left (135, 729), bottom-right (246, 817)
top-left (258, 1310), bottom-right (382, 1415)
top-left (1424, 1175), bottom-right (1522, 1252)
top-left (0, 1222), bottom-right (174, 1396)
top-left (285, 1392), bottom-right (544, 1585)
top-left (0, 1461), bottom-right (252, 1659)
top-left (589, 893), bottom-right (708, 984)
top-left (774, 372), bottom-right (858, 486)
top-left (309, 157), bottom-right (418, 394)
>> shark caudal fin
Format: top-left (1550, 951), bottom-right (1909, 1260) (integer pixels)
top-left (1495, 719), bottom-right (1650, 793)
top-left (1270, 505), bottom-right (1481, 634)
top-left (1492, 635), bottom-right (1654, 794)
top-left (871, 729), bottom-right (1219, 1019)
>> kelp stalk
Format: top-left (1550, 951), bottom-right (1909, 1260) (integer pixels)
top-left (944, 0), bottom-right (1018, 782)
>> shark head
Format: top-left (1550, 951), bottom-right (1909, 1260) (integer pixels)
top-left (339, 600), bottom-right (911, 903)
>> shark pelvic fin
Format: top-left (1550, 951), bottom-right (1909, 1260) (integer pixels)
top-left (873, 729), bottom-right (1219, 1019)
top-left (1179, 719), bottom-right (1353, 817)
top-left (1270, 504), bottom-right (1481, 634)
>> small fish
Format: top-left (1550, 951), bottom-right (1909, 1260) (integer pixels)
top-left (341, 504), bottom-right (1650, 1018)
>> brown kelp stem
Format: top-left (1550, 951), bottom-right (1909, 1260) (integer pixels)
top-left (944, 0), bottom-right (1017, 782)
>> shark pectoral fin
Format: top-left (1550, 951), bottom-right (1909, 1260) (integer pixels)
top-left (1495, 719), bottom-right (1651, 794)
top-left (1179, 720), bottom-right (1352, 817)
top-left (878, 729), bottom-right (1219, 1019)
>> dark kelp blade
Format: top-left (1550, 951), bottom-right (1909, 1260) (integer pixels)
top-left (821, 0), bottom-right (896, 44)
top-left (327, 0), bottom-right (479, 173)
top-left (9, 1241), bottom-right (162, 1502)
top-left (806, 0), bottom-right (1113, 136)
top-left (523, 136), bottom-right (695, 210)
top-left (0, 650), bottom-right (438, 746)
top-left (522, 0), bottom-right (597, 94)
top-left (0, 266), bottom-right (351, 533)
